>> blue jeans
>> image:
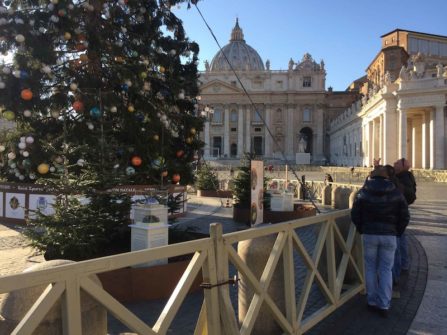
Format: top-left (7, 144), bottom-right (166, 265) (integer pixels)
top-left (363, 234), bottom-right (397, 310)
top-left (392, 233), bottom-right (410, 282)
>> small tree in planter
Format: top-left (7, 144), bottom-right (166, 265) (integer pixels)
top-left (195, 163), bottom-right (219, 196)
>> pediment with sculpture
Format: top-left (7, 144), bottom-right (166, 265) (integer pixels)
top-left (199, 80), bottom-right (244, 95)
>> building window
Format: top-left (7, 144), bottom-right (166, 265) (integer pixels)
top-left (254, 127), bottom-right (262, 132)
top-left (231, 127), bottom-right (237, 132)
top-left (230, 143), bottom-right (237, 157)
top-left (212, 136), bottom-right (222, 157)
top-left (303, 76), bottom-right (312, 87)
top-left (253, 136), bottom-right (263, 155)
top-left (211, 108), bottom-right (222, 124)
top-left (252, 110), bottom-right (263, 124)
top-left (303, 107), bottom-right (312, 122)
top-left (231, 81), bottom-right (237, 86)
top-left (276, 80), bottom-right (283, 89)
top-left (230, 110), bottom-right (238, 122)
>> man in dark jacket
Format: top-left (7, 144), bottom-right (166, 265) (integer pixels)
top-left (351, 166), bottom-right (409, 317)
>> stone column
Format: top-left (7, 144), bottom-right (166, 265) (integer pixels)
top-left (430, 109), bottom-right (435, 169)
top-left (382, 109), bottom-right (397, 165)
top-left (368, 120), bottom-right (374, 165)
top-left (245, 106), bottom-right (251, 153)
top-left (315, 106), bottom-right (324, 161)
top-left (285, 105), bottom-right (294, 160)
top-left (238, 105), bottom-right (244, 158)
top-left (398, 108), bottom-right (407, 159)
top-left (412, 116), bottom-right (422, 168)
top-left (223, 106), bottom-right (230, 157)
top-left (204, 120), bottom-right (210, 159)
top-left (264, 105), bottom-right (272, 158)
top-left (407, 118), bottom-right (413, 164)
top-left (422, 110), bottom-right (429, 169)
top-left (434, 104), bottom-right (446, 169)
top-left (379, 114), bottom-right (383, 161)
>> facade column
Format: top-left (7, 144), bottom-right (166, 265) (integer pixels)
top-left (369, 120), bottom-right (374, 164)
top-left (245, 106), bottom-right (251, 153)
top-left (398, 108), bottom-right (407, 159)
top-left (237, 105), bottom-right (244, 158)
top-left (315, 106), bottom-right (324, 162)
top-left (422, 110), bottom-right (429, 169)
top-left (203, 120), bottom-right (210, 159)
top-left (411, 116), bottom-right (422, 169)
top-left (379, 114), bottom-right (383, 161)
top-left (382, 108), bottom-right (397, 165)
top-left (407, 118), bottom-right (413, 164)
top-left (430, 109), bottom-right (435, 169)
top-left (264, 105), bottom-right (272, 158)
top-left (434, 104), bottom-right (446, 169)
top-left (223, 106), bottom-right (230, 157)
top-left (362, 124), bottom-right (368, 166)
top-left (285, 105), bottom-right (294, 160)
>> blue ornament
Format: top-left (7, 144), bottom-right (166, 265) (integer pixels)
top-left (121, 84), bottom-right (128, 92)
top-left (20, 70), bottom-right (29, 79)
top-left (135, 113), bottom-right (144, 122)
top-left (126, 166), bottom-right (135, 175)
top-left (89, 107), bottom-right (101, 119)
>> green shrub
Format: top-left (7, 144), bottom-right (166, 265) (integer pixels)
top-left (195, 163), bottom-right (219, 191)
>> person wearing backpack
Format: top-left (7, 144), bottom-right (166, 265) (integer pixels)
top-left (392, 158), bottom-right (416, 292)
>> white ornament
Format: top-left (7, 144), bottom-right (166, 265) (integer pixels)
top-left (22, 151), bottom-right (29, 157)
top-left (169, 49), bottom-right (176, 56)
top-left (39, 27), bottom-right (45, 33)
top-left (50, 166), bottom-right (56, 172)
top-left (13, 70), bottom-right (21, 78)
top-left (48, 4), bottom-right (55, 10)
top-left (0, 145), bottom-right (5, 152)
top-left (113, 164), bottom-right (119, 169)
top-left (20, 136), bottom-right (26, 142)
top-left (69, 83), bottom-right (78, 91)
top-left (2, 67), bottom-right (11, 74)
top-left (178, 92), bottom-right (185, 99)
top-left (23, 110), bottom-right (32, 117)
top-left (126, 166), bottom-right (135, 175)
top-left (50, 15), bottom-right (59, 23)
top-left (19, 175), bottom-right (25, 180)
top-left (110, 106), bottom-right (117, 113)
top-left (50, 0), bottom-right (59, 4)
top-left (125, 80), bottom-right (132, 87)
top-left (77, 159), bottom-right (85, 166)
top-left (29, 173), bottom-right (36, 180)
top-left (18, 142), bottom-right (26, 150)
top-left (42, 65), bottom-right (51, 74)
top-left (87, 123), bottom-right (94, 130)
top-left (25, 136), bottom-right (34, 144)
top-left (51, 110), bottom-right (59, 118)
top-left (7, 152), bottom-right (16, 160)
top-left (0, 82), bottom-right (5, 89)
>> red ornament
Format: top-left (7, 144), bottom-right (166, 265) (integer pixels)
top-left (161, 170), bottom-right (168, 177)
top-left (172, 173), bottom-right (181, 183)
top-left (21, 89), bottom-right (33, 100)
top-left (131, 155), bottom-right (142, 167)
top-left (72, 101), bottom-right (84, 111)
top-left (176, 150), bottom-right (184, 158)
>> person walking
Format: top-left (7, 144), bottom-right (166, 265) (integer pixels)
top-left (351, 166), bottom-right (410, 317)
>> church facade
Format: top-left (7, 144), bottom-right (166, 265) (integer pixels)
top-left (330, 29), bottom-right (447, 169)
top-left (198, 19), bottom-right (356, 165)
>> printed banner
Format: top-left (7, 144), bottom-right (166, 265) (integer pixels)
top-left (250, 160), bottom-right (264, 226)
top-left (5, 193), bottom-right (26, 219)
top-left (28, 194), bottom-right (56, 219)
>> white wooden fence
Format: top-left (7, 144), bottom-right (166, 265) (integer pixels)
top-left (0, 209), bottom-right (364, 334)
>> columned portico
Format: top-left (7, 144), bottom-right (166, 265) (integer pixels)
top-left (411, 116), bottom-right (423, 168)
top-left (204, 120), bottom-right (210, 158)
top-left (422, 111), bottom-right (430, 169)
top-left (285, 105), bottom-right (294, 159)
top-left (245, 106), bottom-right (251, 153)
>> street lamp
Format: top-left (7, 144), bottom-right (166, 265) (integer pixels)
top-left (201, 105), bottom-right (214, 120)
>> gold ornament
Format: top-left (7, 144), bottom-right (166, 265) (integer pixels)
top-left (37, 163), bottom-right (50, 174)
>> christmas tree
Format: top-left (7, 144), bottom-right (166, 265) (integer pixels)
top-left (0, 0), bottom-right (204, 260)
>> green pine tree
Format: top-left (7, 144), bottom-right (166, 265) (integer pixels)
top-left (0, 0), bottom-right (204, 260)
top-left (195, 162), bottom-right (218, 191)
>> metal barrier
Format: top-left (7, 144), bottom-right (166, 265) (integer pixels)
top-left (0, 210), bottom-right (364, 334)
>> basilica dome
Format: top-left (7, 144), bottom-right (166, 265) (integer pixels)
top-left (209, 19), bottom-right (265, 72)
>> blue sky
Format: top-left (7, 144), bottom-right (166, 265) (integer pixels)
top-left (174, 0), bottom-right (447, 91)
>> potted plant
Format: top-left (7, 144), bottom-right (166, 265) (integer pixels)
top-left (195, 163), bottom-right (219, 197)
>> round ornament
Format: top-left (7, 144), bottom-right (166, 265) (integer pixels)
top-left (190, 127), bottom-right (197, 135)
top-left (172, 173), bottom-right (181, 183)
top-left (15, 34), bottom-right (25, 43)
top-left (0, 145), bottom-right (5, 152)
top-left (176, 150), bottom-right (184, 158)
top-left (185, 137), bottom-right (193, 144)
top-left (37, 163), bottom-right (50, 174)
top-left (7, 152), bottom-right (16, 160)
top-left (22, 151), bottom-right (29, 157)
top-left (79, 54), bottom-right (88, 62)
top-left (21, 89), bottom-right (33, 100)
top-left (153, 134), bottom-right (159, 141)
top-left (110, 106), bottom-right (117, 113)
top-left (18, 142), bottom-right (26, 150)
top-left (127, 105), bottom-right (135, 113)
top-left (0, 82), bottom-right (5, 89)
top-left (77, 159), bottom-right (85, 166)
top-left (3, 110), bottom-right (15, 121)
top-left (64, 32), bottom-right (72, 40)
top-left (25, 136), bottom-right (34, 144)
top-left (126, 166), bottom-right (135, 175)
top-left (72, 101), bottom-right (84, 111)
top-left (49, 166), bottom-right (56, 173)
top-left (159, 66), bottom-right (165, 73)
top-left (23, 110), bottom-right (32, 117)
top-left (131, 155), bottom-right (142, 167)
top-left (89, 107), bottom-right (101, 119)
top-left (69, 83), bottom-right (78, 91)
top-left (161, 170), bottom-right (168, 177)
top-left (140, 72), bottom-right (147, 79)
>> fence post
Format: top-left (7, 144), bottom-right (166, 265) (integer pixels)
top-left (211, 223), bottom-right (240, 335)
